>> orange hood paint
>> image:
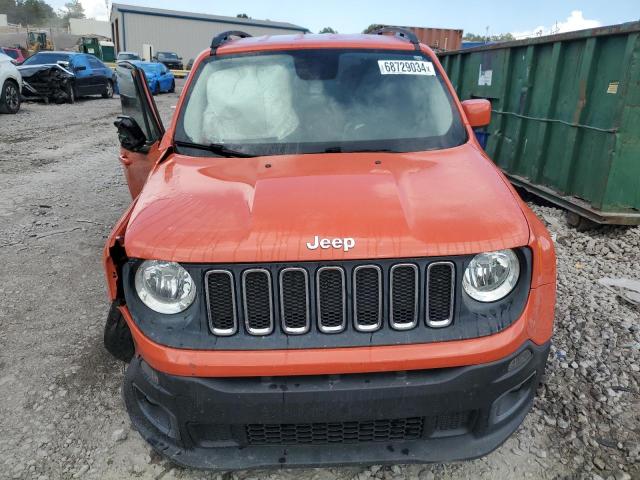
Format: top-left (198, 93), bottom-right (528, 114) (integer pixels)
top-left (123, 142), bottom-right (530, 263)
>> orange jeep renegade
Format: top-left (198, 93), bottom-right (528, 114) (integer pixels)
top-left (104, 29), bottom-right (556, 470)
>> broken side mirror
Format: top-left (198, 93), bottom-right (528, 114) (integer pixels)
top-left (114, 115), bottom-right (147, 151)
top-left (461, 99), bottom-right (491, 127)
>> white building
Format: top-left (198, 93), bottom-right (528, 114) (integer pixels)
top-left (109, 4), bottom-right (308, 62)
top-left (69, 18), bottom-right (111, 38)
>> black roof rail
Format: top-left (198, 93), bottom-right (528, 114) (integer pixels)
top-left (372, 26), bottom-right (420, 50)
top-left (210, 30), bottom-right (252, 54)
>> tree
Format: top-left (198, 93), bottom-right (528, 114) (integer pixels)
top-left (14, 0), bottom-right (56, 26)
top-left (236, 13), bottom-right (249, 18)
top-left (0, 0), bottom-right (17, 23)
top-left (318, 26), bottom-right (337, 34)
top-left (60, 0), bottom-right (84, 26)
top-left (463, 32), bottom-right (515, 42)
top-left (363, 24), bottom-right (384, 34)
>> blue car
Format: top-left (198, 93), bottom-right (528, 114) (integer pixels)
top-left (130, 61), bottom-right (175, 95)
top-left (19, 51), bottom-right (116, 102)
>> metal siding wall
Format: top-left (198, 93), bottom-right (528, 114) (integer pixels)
top-left (121, 12), bottom-right (304, 62)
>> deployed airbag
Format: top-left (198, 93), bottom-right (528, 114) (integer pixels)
top-left (184, 57), bottom-right (299, 144)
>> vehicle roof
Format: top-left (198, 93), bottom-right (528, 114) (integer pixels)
top-left (31, 50), bottom-right (80, 56)
top-left (215, 33), bottom-right (420, 55)
top-left (130, 60), bottom-right (162, 68)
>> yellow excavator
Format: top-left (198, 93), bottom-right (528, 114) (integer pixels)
top-left (26, 30), bottom-right (54, 54)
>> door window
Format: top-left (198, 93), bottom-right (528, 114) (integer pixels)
top-left (88, 56), bottom-right (103, 70)
top-left (71, 55), bottom-right (89, 72)
top-left (116, 62), bottom-right (164, 145)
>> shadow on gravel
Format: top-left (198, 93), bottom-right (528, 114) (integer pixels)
top-left (72, 334), bottom-right (125, 389)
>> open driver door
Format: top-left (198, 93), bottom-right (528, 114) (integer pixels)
top-left (114, 61), bottom-right (166, 198)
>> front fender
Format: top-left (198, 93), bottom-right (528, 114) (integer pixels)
top-left (103, 200), bottom-right (137, 301)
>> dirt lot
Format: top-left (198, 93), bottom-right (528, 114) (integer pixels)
top-left (0, 80), bottom-right (638, 480)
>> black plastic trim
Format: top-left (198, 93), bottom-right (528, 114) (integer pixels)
top-left (372, 26), bottom-right (420, 50)
top-left (122, 249), bottom-right (532, 351)
top-left (210, 30), bottom-right (252, 54)
top-left (123, 340), bottom-right (550, 470)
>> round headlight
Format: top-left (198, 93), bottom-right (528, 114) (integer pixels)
top-left (462, 249), bottom-right (520, 302)
top-left (134, 260), bottom-right (196, 314)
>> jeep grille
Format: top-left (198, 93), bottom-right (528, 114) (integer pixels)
top-left (205, 260), bottom-right (455, 336)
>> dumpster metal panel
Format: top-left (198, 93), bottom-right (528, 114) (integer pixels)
top-left (408, 27), bottom-right (463, 51)
top-left (439, 22), bottom-right (640, 225)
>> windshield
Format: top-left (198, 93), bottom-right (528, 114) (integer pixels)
top-left (175, 49), bottom-right (466, 156)
top-left (141, 63), bottom-right (162, 74)
top-left (22, 53), bottom-right (70, 65)
top-left (2, 49), bottom-right (19, 60)
top-left (119, 53), bottom-right (140, 60)
top-left (158, 52), bottom-right (178, 59)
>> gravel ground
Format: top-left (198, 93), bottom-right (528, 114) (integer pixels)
top-left (0, 79), bottom-right (638, 480)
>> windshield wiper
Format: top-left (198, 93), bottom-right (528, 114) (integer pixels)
top-left (175, 140), bottom-right (256, 158)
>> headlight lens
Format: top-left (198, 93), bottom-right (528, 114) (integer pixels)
top-left (134, 260), bottom-right (196, 313)
top-left (462, 249), bottom-right (520, 302)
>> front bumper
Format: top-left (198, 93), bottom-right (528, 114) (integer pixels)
top-left (124, 340), bottom-right (550, 470)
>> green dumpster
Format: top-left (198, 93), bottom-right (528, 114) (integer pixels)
top-left (439, 22), bottom-right (640, 225)
top-left (99, 41), bottom-right (116, 63)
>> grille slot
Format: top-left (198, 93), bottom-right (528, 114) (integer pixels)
top-left (353, 265), bottom-right (382, 331)
top-left (426, 262), bottom-right (455, 327)
top-left (316, 267), bottom-right (346, 333)
top-left (279, 268), bottom-right (310, 334)
top-left (390, 263), bottom-right (419, 330)
top-left (246, 417), bottom-right (424, 445)
top-left (242, 269), bottom-right (274, 335)
top-left (205, 270), bottom-right (237, 336)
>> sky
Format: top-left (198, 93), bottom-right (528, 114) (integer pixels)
top-left (49, 0), bottom-right (639, 37)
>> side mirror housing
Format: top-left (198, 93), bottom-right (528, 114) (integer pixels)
top-left (114, 115), bottom-right (147, 151)
top-left (461, 99), bottom-right (491, 127)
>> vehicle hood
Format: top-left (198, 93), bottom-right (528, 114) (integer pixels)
top-left (17, 63), bottom-right (74, 79)
top-left (124, 144), bottom-right (530, 263)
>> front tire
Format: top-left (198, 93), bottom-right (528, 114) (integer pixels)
top-left (104, 302), bottom-right (134, 363)
top-left (169, 80), bottom-right (175, 93)
top-left (65, 83), bottom-right (75, 104)
top-left (102, 80), bottom-right (114, 99)
top-left (0, 79), bottom-right (21, 114)
top-left (152, 81), bottom-right (160, 95)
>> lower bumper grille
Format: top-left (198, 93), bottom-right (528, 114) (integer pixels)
top-left (246, 417), bottom-right (424, 445)
top-left (244, 411), bottom-right (475, 446)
